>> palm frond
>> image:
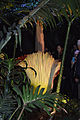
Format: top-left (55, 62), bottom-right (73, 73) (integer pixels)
top-left (0, 0), bottom-right (80, 51)
top-left (12, 83), bottom-right (63, 119)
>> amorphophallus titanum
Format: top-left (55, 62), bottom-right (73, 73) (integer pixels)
top-left (18, 52), bottom-right (61, 94)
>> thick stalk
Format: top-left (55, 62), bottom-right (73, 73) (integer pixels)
top-left (17, 106), bottom-right (25, 120)
top-left (51, 22), bottom-right (71, 115)
top-left (56, 21), bottom-right (71, 93)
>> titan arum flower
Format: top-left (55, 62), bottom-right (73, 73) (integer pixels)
top-left (18, 52), bottom-right (61, 93)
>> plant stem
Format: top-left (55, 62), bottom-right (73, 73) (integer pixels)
top-left (13, 39), bottom-right (16, 58)
top-left (9, 106), bottom-right (20, 120)
top-left (17, 106), bottom-right (25, 120)
top-left (56, 21), bottom-right (71, 93)
top-left (52, 22), bottom-right (71, 114)
top-left (48, 114), bottom-right (55, 120)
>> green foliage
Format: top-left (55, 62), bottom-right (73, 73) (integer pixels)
top-left (0, 55), bottom-right (37, 120)
top-left (11, 84), bottom-right (63, 120)
top-left (0, 55), bottom-right (27, 94)
top-left (0, 0), bottom-right (80, 52)
top-left (0, 55), bottom-right (63, 120)
top-left (0, 94), bottom-right (16, 120)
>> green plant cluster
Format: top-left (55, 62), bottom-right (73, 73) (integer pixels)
top-left (0, 56), bottom-right (63, 120)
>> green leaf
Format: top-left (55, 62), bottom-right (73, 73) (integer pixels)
top-left (42, 104), bottom-right (51, 116)
top-left (26, 83), bottom-right (30, 102)
top-left (13, 85), bottom-right (23, 100)
top-left (33, 85), bottom-right (40, 99)
top-left (68, 0), bottom-right (77, 17)
top-left (38, 88), bottom-right (45, 96)
top-left (33, 101), bottom-right (42, 109)
top-left (44, 98), bottom-right (54, 103)
top-left (44, 101), bottom-right (54, 108)
top-left (25, 107), bottom-right (32, 112)
top-left (14, 31), bottom-right (18, 48)
top-left (22, 72), bottom-right (26, 83)
top-left (35, 101), bottom-right (51, 115)
top-left (17, 97), bottom-right (21, 107)
top-left (0, 31), bottom-right (3, 38)
top-left (17, 27), bottom-right (22, 51)
top-left (22, 85), bottom-right (26, 103)
top-left (28, 104), bottom-right (36, 109)
top-left (49, 18), bottom-right (55, 28)
top-left (30, 86), bottom-right (34, 101)
top-left (61, 7), bottom-right (69, 22)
